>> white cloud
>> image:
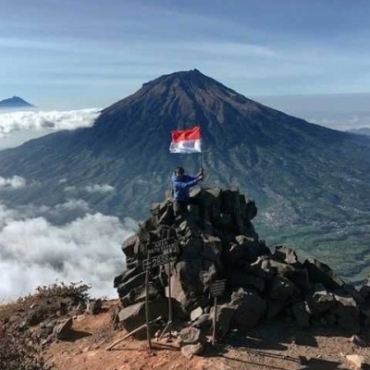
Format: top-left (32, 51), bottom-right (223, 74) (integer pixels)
top-left (181, 41), bottom-right (279, 58)
top-left (0, 176), bottom-right (26, 189)
top-left (85, 184), bottom-right (115, 193)
top-left (0, 108), bottom-right (101, 137)
top-left (309, 116), bottom-right (370, 131)
top-left (65, 186), bottom-right (76, 192)
top-left (0, 202), bottom-right (137, 302)
top-left (12, 199), bottom-right (91, 222)
top-left (65, 184), bottom-right (115, 194)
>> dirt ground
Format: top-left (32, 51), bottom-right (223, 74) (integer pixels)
top-left (43, 300), bottom-right (370, 370)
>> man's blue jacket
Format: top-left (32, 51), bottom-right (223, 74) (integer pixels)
top-left (171, 173), bottom-right (199, 202)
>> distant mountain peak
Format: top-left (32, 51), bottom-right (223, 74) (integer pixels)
top-left (0, 96), bottom-right (34, 108)
top-left (141, 69), bottom-right (210, 89)
top-left (153, 68), bottom-right (222, 86)
top-left (105, 68), bottom-right (263, 130)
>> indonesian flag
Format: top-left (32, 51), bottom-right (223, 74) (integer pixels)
top-left (169, 126), bottom-right (202, 153)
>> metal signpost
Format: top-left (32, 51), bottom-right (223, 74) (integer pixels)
top-left (144, 247), bottom-right (152, 352)
top-left (106, 228), bottom-right (179, 353)
top-left (141, 229), bottom-right (179, 348)
top-left (142, 238), bottom-right (179, 270)
top-left (209, 279), bottom-right (227, 346)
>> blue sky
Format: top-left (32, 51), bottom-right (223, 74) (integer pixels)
top-left (1, 0), bottom-right (370, 109)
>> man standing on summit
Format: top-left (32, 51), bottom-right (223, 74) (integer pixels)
top-left (171, 166), bottom-right (204, 217)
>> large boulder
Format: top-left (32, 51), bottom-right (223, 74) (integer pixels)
top-left (118, 299), bottom-right (168, 334)
top-left (304, 258), bottom-right (344, 291)
top-left (230, 288), bottom-right (267, 327)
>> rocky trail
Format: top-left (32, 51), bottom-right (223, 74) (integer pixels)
top-left (2, 295), bottom-right (370, 370)
top-left (45, 302), bottom-right (370, 370)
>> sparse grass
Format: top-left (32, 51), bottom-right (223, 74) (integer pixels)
top-left (32, 281), bottom-right (91, 302)
top-left (18, 281), bottom-right (91, 308)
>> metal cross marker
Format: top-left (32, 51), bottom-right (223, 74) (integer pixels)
top-left (209, 279), bottom-right (227, 346)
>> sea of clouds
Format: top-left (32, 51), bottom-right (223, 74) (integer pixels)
top-left (0, 108), bottom-right (101, 149)
top-left (0, 108), bottom-right (138, 303)
top-left (0, 174), bottom-right (137, 303)
top-left (0, 108), bottom-right (101, 137)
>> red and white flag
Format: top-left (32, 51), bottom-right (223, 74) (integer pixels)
top-left (169, 126), bottom-right (202, 153)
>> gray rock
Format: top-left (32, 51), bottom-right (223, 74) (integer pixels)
top-left (268, 276), bottom-right (296, 300)
top-left (116, 272), bottom-right (146, 298)
top-left (343, 284), bottom-right (366, 304)
top-left (306, 284), bottom-right (335, 315)
top-left (53, 318), bottom-right (73, 340)
top-left (177, 327), bottom-right (201, 346)
top-left (118, 299), bottom-right (167, 334)
top-left (181, 342), bottom-right (204, 359)
top-left (231, 288), bottom-right (266, 327)
top-left (273, 246), bottom-right (298, 265)
top-left (252, 256), bottom-right (295, 278)
top-left (190, 307), bottom-right (204, 322)
top-left (290, 268), bottom-right (311, 293)
top-left (228, 271), bottom-right (265, 293)
top-left (304, 258), bottom-right (344, 290)
top-left (150, 200), bottom-right (174, 226)
top-left (360, 284), bottom-right (370, 300)
top-left (211, 304), bottom-right (234, 338)
top-left (169, 259), bottom-right (216, 312)
top-left (85, 299), bottom-right (102, 315)
top-left (332, 294), bottom-right (360, 332)
top-left (217, 213), bottom-right (234, 230)
top-left (201, 235), bottom-right (222, 267)
top-left (114, 265), bottom-right (144, 288)
top-left (292, 301), bottom-right (310, 329)
top-left (121, 282), bottom-right (160, 306)
top-left (266, 300), bottom-right (287, 320)
top-left (192, 313), bottom-right (212, 329)
top-left (121, 234), bottom-right (140, 259)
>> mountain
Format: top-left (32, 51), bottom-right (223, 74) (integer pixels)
top-left (1, 69), bottom-right (370, 281)
top-left (0, 96), bottom-right (34, 109)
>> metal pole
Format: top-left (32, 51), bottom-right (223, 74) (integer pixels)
top-left (159, 227), bottom-right (176, 341)
top-left (145, 249), bottom-right (152, 352)
top-left (168, 263), bottom-right (172, 324)
top-left (212, 297), bottom-right (218, 346)
top-left (166, 228), bottom-right (173, 329)
top-left (159, 257), bottom-right (173, 340)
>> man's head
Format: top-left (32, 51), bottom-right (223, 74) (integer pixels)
top-left (174, 166), bottom-right (185, 178)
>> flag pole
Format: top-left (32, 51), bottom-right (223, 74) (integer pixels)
top-left (199, 126), bottom-right (203, 174)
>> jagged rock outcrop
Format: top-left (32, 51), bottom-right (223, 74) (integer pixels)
top-left (114, 187), bottom-right (370, 337)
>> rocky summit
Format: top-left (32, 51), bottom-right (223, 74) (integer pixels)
top-left (114, 187), bottom-right (370, 348)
